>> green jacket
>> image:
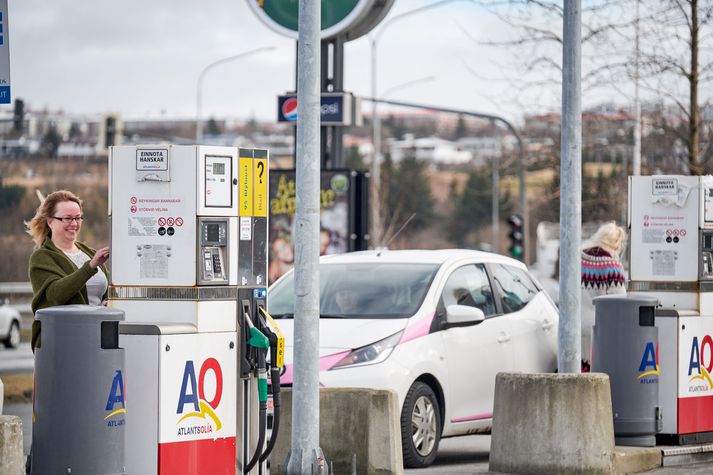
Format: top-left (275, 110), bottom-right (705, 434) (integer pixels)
top-left (29, 239), bottom-right (108, 350)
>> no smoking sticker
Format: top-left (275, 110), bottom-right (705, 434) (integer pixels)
top-left (158, 217), bottom-right (166, 226)
top-left (176, 217), bottom-right (184, 227)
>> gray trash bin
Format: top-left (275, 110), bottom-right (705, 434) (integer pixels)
top-left (32, 305), bottom-right (126, 474)
top-left (591, 294), bottom-right (662, 447)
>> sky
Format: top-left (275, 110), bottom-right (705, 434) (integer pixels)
top-left (3, 0), bottom-right (627, 125)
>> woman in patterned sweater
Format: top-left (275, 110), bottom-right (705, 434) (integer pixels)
top-left (581, 222), bottom-right (627, 371)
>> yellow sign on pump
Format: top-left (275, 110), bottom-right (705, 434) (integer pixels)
top-left (239, 156), bottom-right (253, 216)
top-left (260, 307), bottom-right (285, 368)
top-left (253, 158), bottom-right (268, 217)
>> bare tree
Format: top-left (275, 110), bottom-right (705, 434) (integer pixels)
top-left (638, 0), bottom-right (713, 174)
top-left (473, 0), bottom-right (713, 174)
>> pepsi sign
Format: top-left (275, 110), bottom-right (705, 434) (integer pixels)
top-left (281, 97), bottom-right (298, 121)
top-left (277, 92), bottom-right (354, 126)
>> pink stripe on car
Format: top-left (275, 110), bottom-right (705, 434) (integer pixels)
top-left (279, 350), bottom-right (351, 385)
top-left (399, 311), bottom-right (435, 344)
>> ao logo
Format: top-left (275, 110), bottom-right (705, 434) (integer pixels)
top-left (638, 342), bottom-right (659, 380)
top-left (105, 370), bottom-right (126, 425)
top-left (282, 97), bottom-right (298, 121)
top-left (176, 358), bottom-right (224, 430)
top-left (688, 335), bottom-right (713, 388)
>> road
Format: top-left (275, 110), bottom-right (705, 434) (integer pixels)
top-left (0, 342), bottom-right (33, 374)
top-left (407, 435), bottom-right (490, 474)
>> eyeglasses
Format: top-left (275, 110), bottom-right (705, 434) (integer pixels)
top-left (52, 216), bottom-right (84, 224)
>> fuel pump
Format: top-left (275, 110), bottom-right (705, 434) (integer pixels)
top-left (629, 175), bottom-right (713, 443)
top-left (108, 145), bottom-right (279, 474)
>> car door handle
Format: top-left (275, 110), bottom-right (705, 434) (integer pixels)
top-left (542, 319), bottom-right (554, 330)
top-left (497, 332), bottom-right (511, 343)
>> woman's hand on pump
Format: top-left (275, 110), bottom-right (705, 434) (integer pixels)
top-left (90, 247), bottom-right (110, 269)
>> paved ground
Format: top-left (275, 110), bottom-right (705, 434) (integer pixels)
top-left (0, 342), bottom-right (33, 374)
top-left (405, 435), bottom-right (490, 474)
top-left (649, 464), bottom-right (713, 473)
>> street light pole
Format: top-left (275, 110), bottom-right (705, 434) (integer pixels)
top-left (366, 97), bottom-right (528, 261)
top-left (370, 0), bottom-right (471, 247)
top-left (195, 46), bottom-right (275, 142)
top-left (380, 76), bottom-right (436, 99)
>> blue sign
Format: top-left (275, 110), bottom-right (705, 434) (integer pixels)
top-left (277, 93), bottom-right (352, 126)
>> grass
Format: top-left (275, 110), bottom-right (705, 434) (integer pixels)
top-left (2, 373), bottom-right (33, 404)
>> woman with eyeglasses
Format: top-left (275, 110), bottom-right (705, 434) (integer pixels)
top-left (26, 190), bottom-right (110, 350)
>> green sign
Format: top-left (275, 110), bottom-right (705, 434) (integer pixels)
top-left (247, 0), bottom-right (390, 40)
top-left (259, 1), bottom-right (359, 31)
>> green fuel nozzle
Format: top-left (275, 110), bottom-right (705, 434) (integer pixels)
top-left (248, 326), bottom-right (270, 349)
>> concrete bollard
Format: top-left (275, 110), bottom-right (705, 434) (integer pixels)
top-left (0, 415), bottom-right (24, 475)
top-left (489, 372), bottom-right (615, 475)
top-left (271, 388), bottom-right (403, 475)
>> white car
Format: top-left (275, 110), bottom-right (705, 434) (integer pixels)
top-left (0, 299), bottom-right (21, 349)
top-left (268, 249), bottom-right (559, 468)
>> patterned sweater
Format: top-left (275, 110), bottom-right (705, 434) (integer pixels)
top-left (581, 247), bottom-right (626, 289)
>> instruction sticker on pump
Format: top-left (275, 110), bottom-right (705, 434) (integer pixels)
top-left (640, 213), bottom-right (688, 244)
top-left (137, 244), bottom-right (170, 279)
top-left (240, 217), bottom-right (252, 240)
top-left (126, 194), bottom-right (186, 237)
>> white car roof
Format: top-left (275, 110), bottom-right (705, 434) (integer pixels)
top-left (319, 249), bottom-right (528, 270)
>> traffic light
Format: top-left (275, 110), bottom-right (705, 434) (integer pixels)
top-left (12, 98), bottom-right (24, 131)
top-left (100, 113), bottom-right (122, 151)
top-left (105, 116), bottom-right (117, 148)
top-left (507, 214), bottom-right (524, 259)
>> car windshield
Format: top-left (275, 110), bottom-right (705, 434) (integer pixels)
top-left (268, 262), bottom-right (439, 319)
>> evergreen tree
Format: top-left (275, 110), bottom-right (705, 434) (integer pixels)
top-left (447, 168), bottom-right (514, 247)
top-left (382, 155), bottom-right (434, 241)
top-left (41, 127), bottom-right (62, 159)
top-left (206, 117), bottom-right (221, 135)
top-left (454, 114), bottom-right (468, 140)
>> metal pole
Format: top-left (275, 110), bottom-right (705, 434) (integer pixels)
top-left (558, 0), bottom-right (582, 374)
top-left (331, 36), bottom-right (345, 169)
top-left (633, 0), bottom-right (642, 176)
top-left (370, 37), bottom-right (382, 247)
top-left (286, 0), bottom-right (326, 473)
top-left (492, 155), bottom-right (500, 252)
top-left (492, 122), bottom-right (500, 251)
top-left (195, 46), bottom-right (275, 142)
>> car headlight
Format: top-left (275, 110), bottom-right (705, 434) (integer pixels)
top-left (330, 331), bottom-right (403, 370)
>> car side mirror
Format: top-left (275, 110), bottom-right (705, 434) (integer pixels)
top-left (446, 305), bottom-right (486, 325)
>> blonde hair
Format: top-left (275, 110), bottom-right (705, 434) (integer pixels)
top-left (585, 221), bottom-right (626, 256)
top-left (26, 190), bottom-right (83, 249)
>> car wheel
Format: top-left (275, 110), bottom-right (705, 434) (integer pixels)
top-left (4, 321), bottom-right (20, 349)
top-left (400, 381), bottom-right (441, 468)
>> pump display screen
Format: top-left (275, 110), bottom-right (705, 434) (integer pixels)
top-left (201, 220), bottom-right (227, 246)
top-left (204, 155), bottom-right (232, 208)
top-left (207, 223), bottom-right (220, 242)
top-left (704, 233), bottom-right (713, 251)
